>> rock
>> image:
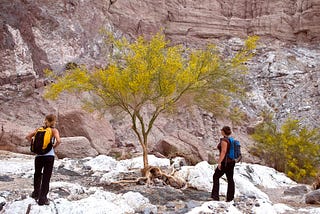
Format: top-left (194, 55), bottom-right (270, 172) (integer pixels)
top-left (1, 0), bottom-right (320, 84)
top-left (284, 185), bottom-right (309, 196)
top-left (0, 109), bottom-right (116, 157)
top-left (0, 198), bottom-right (5, 212)
top-left (0, 122), bottom-right (33, 154)
top-left (154, 130), bottom-right (208, 165)
top-left (2, 150), bottom-right (320, 213)
top-left (55, 137), bottom-right (98, 159)
top-left (305, 189), bottom-right (320, 204)
top-left (108, 0), bottom-right (320, 44)
top-left (57, 110), bottom-right (116, 155)
top-left (171, 157), bottom-right (187, 170)
top-left (0, 175), bottom-right (14, 182)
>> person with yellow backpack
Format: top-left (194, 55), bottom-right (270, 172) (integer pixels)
top-left (26, 114), bottom-right (61, 206)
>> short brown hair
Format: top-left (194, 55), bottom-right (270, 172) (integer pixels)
top-left (221, 126), bottom-right (232, 136)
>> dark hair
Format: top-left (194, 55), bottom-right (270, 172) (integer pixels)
top-left (221, 126), bottom-right (232, 136)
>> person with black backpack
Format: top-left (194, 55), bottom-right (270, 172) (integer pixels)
top-left (211, 126), bottom-right (235, 202)
top-left (25, 114), bottom-right (61, 206)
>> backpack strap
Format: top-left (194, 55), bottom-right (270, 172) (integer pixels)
top-left (48, 127), bottom-right (55, 144)
top-left (43, 126), bottom-right (55, 145)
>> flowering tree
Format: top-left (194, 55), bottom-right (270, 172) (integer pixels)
top-left (45, 32), bottom-right (258, 173)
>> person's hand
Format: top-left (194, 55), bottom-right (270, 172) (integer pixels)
top-left (218, 163), bottom-right (222, 170)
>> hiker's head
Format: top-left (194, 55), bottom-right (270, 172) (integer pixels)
top-left (221, 126), bottom-right (231, 136)
top-left (45, 114), bottom-right (57, 127)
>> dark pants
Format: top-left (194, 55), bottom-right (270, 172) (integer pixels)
top-left (33, 155), bottom-right (54, 202)
top-left (211, 161), bottom-right (235, 201)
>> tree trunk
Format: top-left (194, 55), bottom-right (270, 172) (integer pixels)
top-left (142, 145), bottom-right (149, 172)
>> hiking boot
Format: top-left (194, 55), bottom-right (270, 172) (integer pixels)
top-left (30, 192), bottom-right (38, 200)
top-left (226, 198), bottom-right (234, 202)
top-left (38, 199), bottom-right (50, 206)
top-left (210, 196), bottom-right (220, 201)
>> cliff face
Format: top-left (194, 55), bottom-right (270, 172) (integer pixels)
top-left (0, 0), bottom-right (319, 157)
top-left (108, 0), bottom-right (320, 43)
top-left (1, 0), bottom-right (320, 79)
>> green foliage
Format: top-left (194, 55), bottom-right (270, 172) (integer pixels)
top-left (45, 30), bottom-right (258, 169)
top-left (251, 117), bottom-right (320, 182)
top-left (229, 107), bottom-right (247, 126)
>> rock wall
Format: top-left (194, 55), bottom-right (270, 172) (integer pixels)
top-left (0, 0), bottom-right (319, 160)
top-left (1, 0), bottom-right (320, 83)
top-left (108, 0), bottom-right (320, 44)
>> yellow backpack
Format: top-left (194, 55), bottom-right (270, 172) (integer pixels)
top-left (30, 126), bottom-right (54, 154)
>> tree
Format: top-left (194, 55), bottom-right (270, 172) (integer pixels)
top-left (45, 31), bottom-right (258, 173)
top-left (251, 117), bottom-right (320, 182)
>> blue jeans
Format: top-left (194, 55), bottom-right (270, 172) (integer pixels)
top-left (211, 161), bottom-right (235, 201)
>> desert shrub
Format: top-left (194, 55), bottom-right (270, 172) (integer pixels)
top-left (251, 117), bottom-right (320, 183)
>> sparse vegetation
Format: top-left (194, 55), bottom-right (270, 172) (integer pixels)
top-left (229, 106), bottom-right (247, 126)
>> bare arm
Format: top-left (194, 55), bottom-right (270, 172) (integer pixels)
top-left (25, 129), bottom-right (37, 142)
top-left (52, 128), bottom-right (61, 148)
top-left (217, 140), bottom-right (228, 169)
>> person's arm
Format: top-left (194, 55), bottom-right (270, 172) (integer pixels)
top-left (25, 129), bottom-right (37, 142)
top-left (52, 128), bottom-right (61, 148)
top-left (217, 140), bottom-right (228, 170)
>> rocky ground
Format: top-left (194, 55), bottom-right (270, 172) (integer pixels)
top-left (1, 151), bottom-right (319, 214)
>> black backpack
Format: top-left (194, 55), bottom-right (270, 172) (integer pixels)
top-left (30, 126), bottom-right (54, 155)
